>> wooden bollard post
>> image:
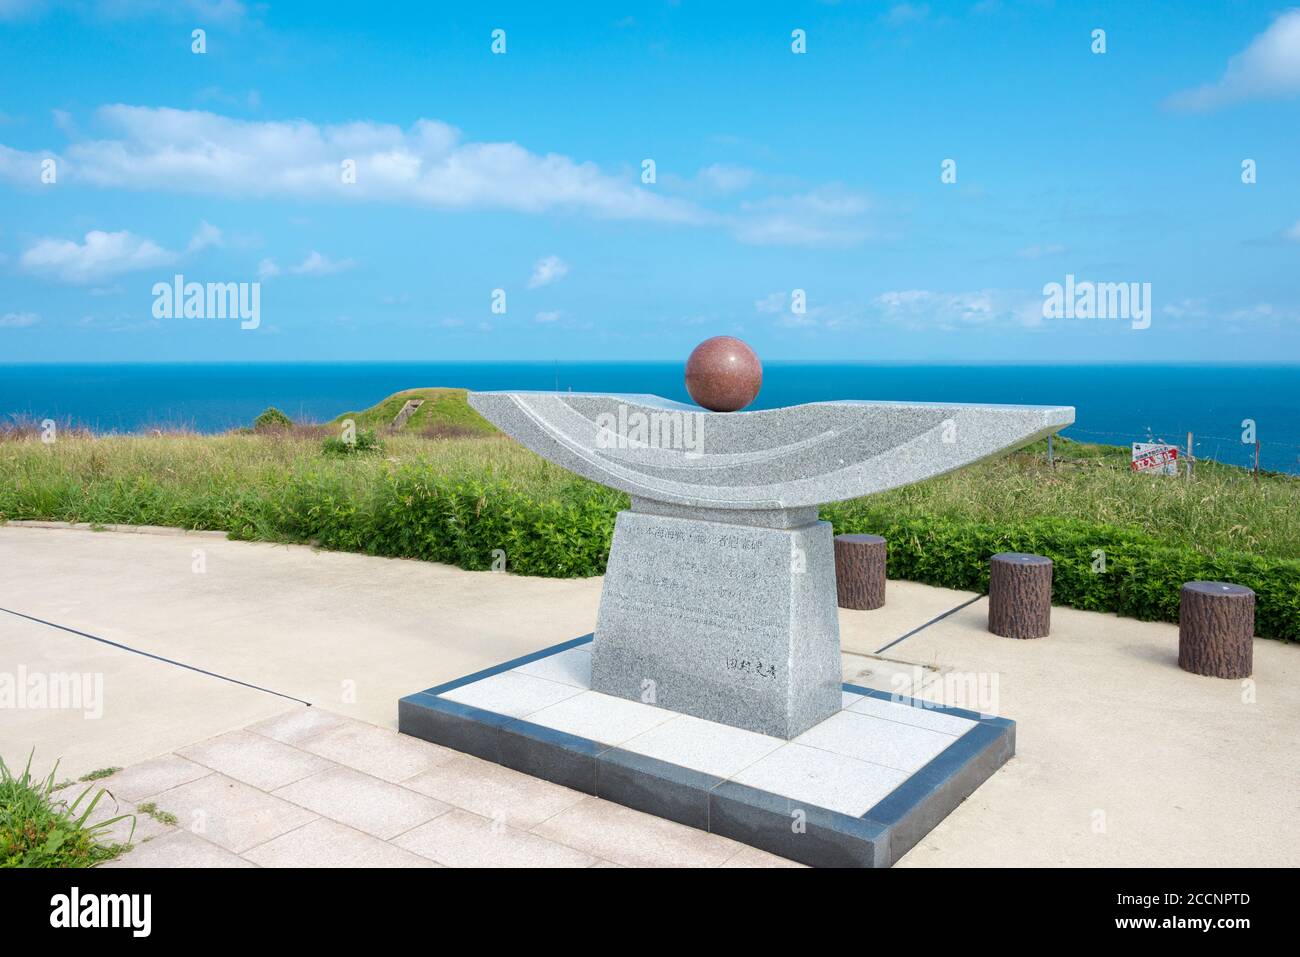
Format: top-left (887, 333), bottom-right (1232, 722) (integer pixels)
top-left (833, 534), bottom-right (886, 610)
top-left (1178, 582), bottom-right (1254, 678)
top-left (988, 553), bottom-right (1052, 639)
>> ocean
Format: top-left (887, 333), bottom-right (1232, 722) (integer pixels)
top-left (1, 362), bottom-right (1297, 474)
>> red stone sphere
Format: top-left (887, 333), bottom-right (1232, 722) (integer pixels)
top-left (684, 336), bottom-right (762, 412)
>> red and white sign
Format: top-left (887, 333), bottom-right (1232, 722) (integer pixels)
top-left (1131, 442), bottom-right (1179, 475)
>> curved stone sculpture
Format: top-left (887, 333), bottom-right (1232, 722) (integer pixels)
top-left (470, 391), bottom-right (1073, 521)
top-left (469, 390), bottom-right (1074, 738)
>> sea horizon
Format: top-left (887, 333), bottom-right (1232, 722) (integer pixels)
top-left (3, 360), bottom-right (1297, 474)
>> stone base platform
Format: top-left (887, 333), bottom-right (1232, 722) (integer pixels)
top-left (398, 636), bottom-right (1015, 868)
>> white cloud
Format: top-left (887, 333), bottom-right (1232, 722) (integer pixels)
top-left (882, 3), bottom-right (930, 27)
top-left (527, 254), bottom-right (569, 288)
top-left (534, 310), bottom-right (563, 323)
top-left (1166, 10), bottom-right (1300, 111)
top-left (872, 289), bottom-right (1041, 330)
top-left (754, 291), bottom-right (787, 314)
top-left (0, 311), bottom-right (39, 327)
top-left (694, 163), bottom-right (757, 194)
top-left (0, 105), bottom-right (705, 225)
top-left (20, 230), bottom-right (176, 283)
top-left (290, 250), bottom-right (355, 275)
top-left (257, 258), bottom-right (281, 279)
top-left (1285, 220), bottom-right (1300, 242)
top-left (733, 186), bottom-right (871, 246)
top-left (187, 220), bottom-right (223, 252)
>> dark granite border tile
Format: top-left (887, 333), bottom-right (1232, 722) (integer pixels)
top-left (497, 717), bottom-right (606, 795)
top-left (397, 692), bottom-right (511, 762)
top-left (710, 780), bottom-right (890, 868)
top-left (595, 748), bottom-right (722, 831)
top-left (862, 721), bottom-right (1015, 865)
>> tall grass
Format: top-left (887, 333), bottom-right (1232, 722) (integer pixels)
top-left (1, 754), bottom-right (134, 867)
top-left (0, 431), bottom-right (1294, 559)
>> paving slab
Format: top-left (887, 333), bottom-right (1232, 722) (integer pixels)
top-left (401, 753), bottom-right (588, 828)
top-left (243, 818), bottom-right (442, 868)
top-left (177, 730), bottom-right (335, 791)
top-left (293, 719), bottom-right (459, 783)
top-left (150, 772), bottom-right (318, 853)
top-left (393, 808), bottom-right (596, 868)
top-left (102, 829), bottom-right (255, 868)
top-left (89, 753), bottom-right (212, 803)
top-left (531, 796), bottom-right (744, 868)
top-left (272, 766), bottom-right (451, 839)
top-left (245, 707), bottom-right (355, 746)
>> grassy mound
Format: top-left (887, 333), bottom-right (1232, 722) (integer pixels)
top-left (330, 388), bottom-right (496, 437)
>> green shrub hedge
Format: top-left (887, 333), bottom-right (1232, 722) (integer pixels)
top-left (821, 504), bottom-right (1300, 642)
top-left (220, 467), bottom-right (1298, 641)
top-left (16, 445), bottom-right (1291, 640)
top-left (225, 467), bottom-right (625, 579)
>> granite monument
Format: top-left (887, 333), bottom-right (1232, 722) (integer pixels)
top-left (469, 338), bottom-right (1073, 738)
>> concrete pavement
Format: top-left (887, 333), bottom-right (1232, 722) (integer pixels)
top-left (2, 524), bottom-right (1297, 866)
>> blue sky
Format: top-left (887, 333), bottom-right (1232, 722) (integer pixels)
top-left (1, 0), bottom-right (1298, 362)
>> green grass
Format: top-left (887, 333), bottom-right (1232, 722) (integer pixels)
top-left (833, 436), bottom-right (1299, 560)
top-left (0, 427), bottom-right (1296, 636)
top-left (1, 754), bottom-right (134, 868)
top-left (331, 387), bottom-right (497, 437)
top-left (136, 802), bottom-right (178, 826)
top-left (78, 767), bottom-right (121, 782)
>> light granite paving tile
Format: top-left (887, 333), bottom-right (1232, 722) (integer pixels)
top-left (103, 830), bottom-right (255, 868)
top-left (532, 796), bottom-right (742, 868)
top-left (524, 690), bottom-right (674, 745)
top-left (720, 846), bottom-right (807, 868)
top-left (619, 714), bottom-right (784, 779)
top-left (244, 818), bottom-right (442, 868)
top-left (402, 752), bottom-right (587, 828)
top-left (393, 808), bottom-right (594, 868)
top-left (272, 766), bottom-right (450, 839)
top-left (845, 694), bottom-right (978, 736)
top-left (842, 690), bottom-right (865, 708)
top-left (440, 671), bottom-right (584, 717)
top-left (93, 753), bottom-right (211, 802)
top-left (730, 743), bottom-right (906, 817)
top-left (177, 730), bottom-right (335, 791)
top-left (793, 710), bottom-right (954, 773)
top-left (150, 772), bottom-right (318, 853)
top-left (512, 647), bottom-right (592, 688)
top-left (245, 707), bottom-right (357, 746)
top-left (296, 720), bottom-right (458, 783)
